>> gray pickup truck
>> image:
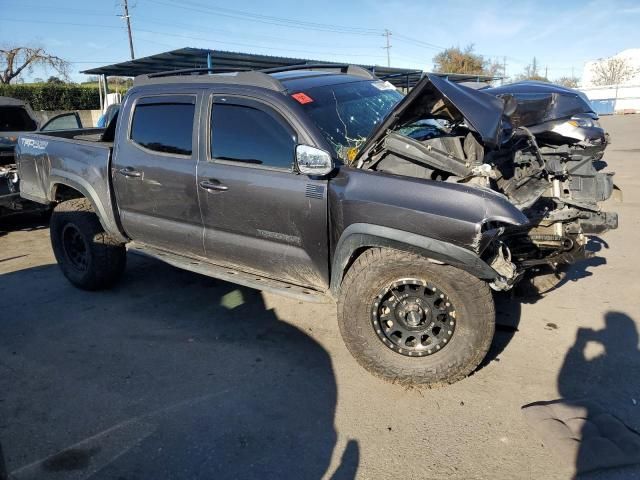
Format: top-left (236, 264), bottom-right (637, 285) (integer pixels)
top-left (16, 65), bottom-right (617, 385)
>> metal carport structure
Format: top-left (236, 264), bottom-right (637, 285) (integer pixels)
top-left (82, 47), bottom-right (501, 111)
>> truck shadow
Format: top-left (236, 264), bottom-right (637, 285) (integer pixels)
top-left (0, 212), bottom-right (49, 239)
top-left (483, 248), bottom-right (609, 367)
top-left (0, 255), bottom-right (358, 480)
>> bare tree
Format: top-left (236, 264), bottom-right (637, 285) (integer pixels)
top-left (0, 46), bottom-right (69, 84)
top-left (591, 57), bottom-right (638, 86)
top-left (555, 76), bottom-right (580, 88)
top-left (516, 57), bottom-right (549, 82)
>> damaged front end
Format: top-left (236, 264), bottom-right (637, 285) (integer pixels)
top-left (355, 75), bottom-right (619, 292)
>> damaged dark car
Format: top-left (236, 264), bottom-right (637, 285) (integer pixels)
top-left (15, 66), bottom-right (618, 386)
top-left (352, 75), bottom-right (618, 292)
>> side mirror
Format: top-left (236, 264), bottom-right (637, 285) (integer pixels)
top-left (295, 145), bottom-right (334, 176)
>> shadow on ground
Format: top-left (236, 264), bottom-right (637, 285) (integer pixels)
top-left (483, 243), bottom-right (609, 367)
top-left (521, 312), bottom-right (640, 479)
top-left (0, 255), bottom-right (358, 479)
top-left (559, 311), bottom-right (640, 478)
top-left (0, 212), bottom-right (49, 239)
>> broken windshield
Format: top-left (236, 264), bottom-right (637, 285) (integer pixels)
top-left (297, 80), bottom-right (402, 163)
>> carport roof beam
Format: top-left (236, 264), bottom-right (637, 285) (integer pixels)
top-left (82, 47), bottom-right (502, 89)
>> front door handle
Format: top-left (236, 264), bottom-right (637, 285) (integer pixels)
top-left (199, 179), bottom-right (228, 192)
top-left (117, 167), bottom-right (142, 178)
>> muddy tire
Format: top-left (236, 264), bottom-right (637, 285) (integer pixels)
top-left (337, 248), bottom-right (495, 386)
top-left (50, 198), bottom-right (126, 290)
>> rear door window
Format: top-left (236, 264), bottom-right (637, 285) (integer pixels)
top-left (210, 101), bottom-right (295, 169)
top-left (41, 113), bottom-right (82, 131)
top-left (130, 96), bottom-right (195, 156)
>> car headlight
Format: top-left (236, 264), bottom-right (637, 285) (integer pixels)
top-left (568, 115), bottom-right (601, 129)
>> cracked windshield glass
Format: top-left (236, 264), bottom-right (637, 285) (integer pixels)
top-left (297, 80), bottom-right (402, 163)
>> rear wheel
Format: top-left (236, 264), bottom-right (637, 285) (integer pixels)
top-left (337, 248), bottom-right (495, 386)
top-left (50, 198), bottom-right (126, 290)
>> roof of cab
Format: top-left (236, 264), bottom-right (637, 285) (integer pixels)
top-left (132, 64), bottom-right (377, 93)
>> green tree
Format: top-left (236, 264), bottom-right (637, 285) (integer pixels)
top-left (432, 44), bottom-right (501, 76)
top-left (47, 75), bottom-right (65, 85)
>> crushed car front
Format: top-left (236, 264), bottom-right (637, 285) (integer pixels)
top-left (284, 71), bottom-right (618, 292)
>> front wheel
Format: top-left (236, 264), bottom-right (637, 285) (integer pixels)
top-left (337, 248), bottom-right (495, 386)
top-left (50, 198), bottom-right (126, 290)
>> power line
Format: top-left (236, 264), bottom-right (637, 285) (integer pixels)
top-left (142, 0), bottom-right (382, 36)
top-left (133, 17), bottom-right (382, 50)
top-left (394, 33), bottom-right (445, 51)
top-left (0, 18), bottom-right (386, 60)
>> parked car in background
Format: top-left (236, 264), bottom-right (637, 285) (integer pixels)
top-left (1, 96), bottom-right (85, 218)
top-left (96, 103), bottom-right (120, 128)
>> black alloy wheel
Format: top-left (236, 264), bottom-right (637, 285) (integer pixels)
top-left (371, 278), bottom-right (456, 357)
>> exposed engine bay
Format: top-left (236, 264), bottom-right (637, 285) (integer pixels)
top-left (355, 75), bottom-right (619, 291)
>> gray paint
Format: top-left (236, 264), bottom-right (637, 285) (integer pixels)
top-left (15, 74), bottom-right (530, 294)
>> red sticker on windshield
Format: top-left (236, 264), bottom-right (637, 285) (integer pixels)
top-left (291, 92), bottom-right (314, 104)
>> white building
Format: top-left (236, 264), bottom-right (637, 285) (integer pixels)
top-left (580, 48), bottom-right (640, 114)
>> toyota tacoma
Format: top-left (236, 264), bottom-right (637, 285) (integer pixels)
top-left (15, 65), bottom-right (618, 385)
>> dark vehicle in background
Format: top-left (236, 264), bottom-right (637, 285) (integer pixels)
top-left (0, 96), bottom-right (85, 218)
top-left (15, 66), bottom-right (618, 385)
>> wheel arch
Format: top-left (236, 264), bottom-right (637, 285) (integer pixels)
top-left (49, 178), bottom-right (127, 244)
top-left (330, 223), bottom-right (499, 296)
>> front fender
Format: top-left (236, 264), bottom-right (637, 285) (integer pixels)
top-left (329, 223), bottom-right (500, 295)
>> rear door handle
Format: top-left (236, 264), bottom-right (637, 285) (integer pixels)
top-left (199, 179), bottom-right (228, 192)
top-left (117, 167), bottom-right (142, 178)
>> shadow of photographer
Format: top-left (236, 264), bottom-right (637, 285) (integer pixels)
top-left (524, 312), bottom-right (640, 478)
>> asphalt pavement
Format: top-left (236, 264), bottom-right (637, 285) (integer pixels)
top-left (1, 115), bottom-right (639, 479)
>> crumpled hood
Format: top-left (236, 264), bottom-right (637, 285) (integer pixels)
top-left (485, 81), bottom-right (595, 127)
top-left (356, 74), bottom-right (507, 163)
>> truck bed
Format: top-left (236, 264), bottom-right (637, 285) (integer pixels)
top-left (15, 130), bottom-right (124, 241)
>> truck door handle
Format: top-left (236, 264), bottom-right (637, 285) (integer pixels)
top-left (199, 179), bottom-right (228, 192)
top-left (117, 167), bottom-right (142, 178)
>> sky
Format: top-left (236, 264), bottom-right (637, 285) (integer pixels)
top-left (1, 0), bottom-right (639, 83)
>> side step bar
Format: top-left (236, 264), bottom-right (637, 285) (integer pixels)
top-left (128, 243), bottom-right (333, 304)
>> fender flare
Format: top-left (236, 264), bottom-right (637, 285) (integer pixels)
top-left (330, 223), bottom-right (498, 295)
top-left (48, 174), bottom-right (128, 244)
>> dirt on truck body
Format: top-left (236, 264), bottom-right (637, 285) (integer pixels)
top-left (15, 65), bottom-right (618, 386)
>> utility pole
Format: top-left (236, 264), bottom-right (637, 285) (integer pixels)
top-left (545, 65), bottom-right (548, 79)
top-left (382, 29), bottom-right (392, 67)
top-left (121, 0), bottom-right (135, 60)
top-left (502, 56), bottom-right (507, 85)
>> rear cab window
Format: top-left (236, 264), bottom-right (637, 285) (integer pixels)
top-left (130, 95), bottom-right (196, 156)
top-left (210, 98), bottom-right (296, 170)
